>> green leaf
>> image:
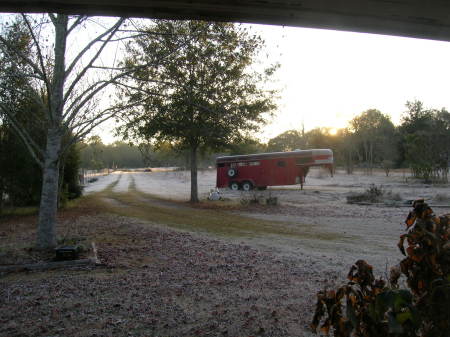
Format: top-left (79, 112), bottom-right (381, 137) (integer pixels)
top-left (388, 312), bottom-right (404, 334)
top-left (396, 311), bottom-right (412, 324)
top-left (394, 290), bottom-right (412, 311)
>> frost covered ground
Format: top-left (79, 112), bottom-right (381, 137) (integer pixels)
top-left (82, 168), bottom-right (450, 273)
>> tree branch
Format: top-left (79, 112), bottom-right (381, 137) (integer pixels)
top-left (62, 107), bottom-right (121, 153)
top-left (67, 15), bottom-right (88, 34)
top-left (48, 14), bottom-right (57, 25)
top-left (21, 14), bottom-right (51, 99)
top-left (99, 33), bottom-right (148, 42)
top-left (64, 17), bottom-right (124, 95)
top-left (113, 80), bottom-right (176, 93)
top-left (0, 36), bottom-right (45, 80)
top-left (63, 63), bottom-right (159, 125)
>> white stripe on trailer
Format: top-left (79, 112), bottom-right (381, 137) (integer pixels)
top-left (314, 159), bottom-right (333, 164)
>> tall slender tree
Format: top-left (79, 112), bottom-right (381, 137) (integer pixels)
top-left (0, 14), bottom-right (153, 248)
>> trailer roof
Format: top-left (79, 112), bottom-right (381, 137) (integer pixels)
top-left (216, 149), bottom-right (332, 163)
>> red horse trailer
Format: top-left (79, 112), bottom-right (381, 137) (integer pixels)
top-left (216, 149), bottom-right (333, 190)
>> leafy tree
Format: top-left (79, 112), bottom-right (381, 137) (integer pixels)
top-left (399, 101), bottom-right (449, 182)
top-left (0, 102), bottom-right (81, 210)
top-left (335, 128), bottom-right (358, 174)
top-left (350, 109), bottom-right (397, 174)
top-left (267, 129), bottom-right (304, 152)
top-left (226, 137), bottom-right (267, 155)
top-left (118, 20), bottom-right (277, 202)
top-left (305, 127), bottom-right (336, 149)
top-left (0, 22), bottom-right (45, 208)
top-left (0, 120), bottom-right (43, 207)
top-left (80, 136), bottom-right (107, 170)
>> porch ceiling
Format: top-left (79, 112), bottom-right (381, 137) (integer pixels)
top-left (1, 1), bottom-right (450, 41)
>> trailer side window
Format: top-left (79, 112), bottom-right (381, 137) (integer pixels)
top-left (238, 162), bottom-right (248, 167)
top-left (277, 161), bottom-right (286, 167)
top-left (249, 161), bottom-right (260, 166)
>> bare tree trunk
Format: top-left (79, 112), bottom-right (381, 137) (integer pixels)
top-left (58, 161), bottom-right (65, 208)
top-left (190, 145), bottom-right (199, 203)
top-left (37, 15), bottom-right (68, 249)
top-left (37, 128), bottom-right (62, 248)
top-left (346, 149), bottom-right (353, 174)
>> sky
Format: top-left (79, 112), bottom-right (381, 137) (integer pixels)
top-left (93, 23), bottom-right (450, 144)
top-left (250, 24), bottom-right (450, 141)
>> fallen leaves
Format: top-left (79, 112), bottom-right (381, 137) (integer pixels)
top-left (1, 213), bottom-right (337, 337)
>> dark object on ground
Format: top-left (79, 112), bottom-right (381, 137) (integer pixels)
top-left (54, 246), bottom-right (80, 261)
top-left (0, 258), bottom-right (95, 273)
top-left (144, 168), bottom-right (152, 172)
top-left (87, 177), bottom-right (98, 183)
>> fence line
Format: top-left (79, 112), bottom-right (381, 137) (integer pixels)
top-left (79, 168), bottom-right (111, 185)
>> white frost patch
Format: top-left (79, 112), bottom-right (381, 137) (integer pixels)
top-left (131, 170), bottom-right (217, 200)
top-left (83, 172), bottom-right (120, 194)
top-left (113, 172), bottom-right (134, 192)
top-left (133, 171), bottom-right (188, 200)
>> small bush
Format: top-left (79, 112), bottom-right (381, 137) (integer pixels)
top-left (434, 193), bottom-right (450, 203)
top-left (347, 184), bottom-right (385, 204)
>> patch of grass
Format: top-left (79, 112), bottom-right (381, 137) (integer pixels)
top-left (85, 183), bottom-right (350, 242)
top-left (0, 206), bottom-right (38, 218)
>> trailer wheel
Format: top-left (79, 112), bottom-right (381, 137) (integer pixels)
top-left (242, 181), bottom-right (253, 191)
top-left (229, 181), bottom-right (240, 191)
top-left (227, 168), bottom-right (237, 177)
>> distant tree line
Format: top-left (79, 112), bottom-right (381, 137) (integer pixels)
top-left (265, 101), bottom-right (450, 182)
top-left (80, 136), bottom-right (145, 169)
top-left (79, 136), bottom-right (232, 170)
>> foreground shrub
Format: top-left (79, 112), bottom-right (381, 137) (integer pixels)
top-left (311, 199), bottom-right (450, 337)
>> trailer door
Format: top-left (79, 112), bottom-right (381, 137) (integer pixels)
top-left (273, 159), bottom-right (294, 186)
